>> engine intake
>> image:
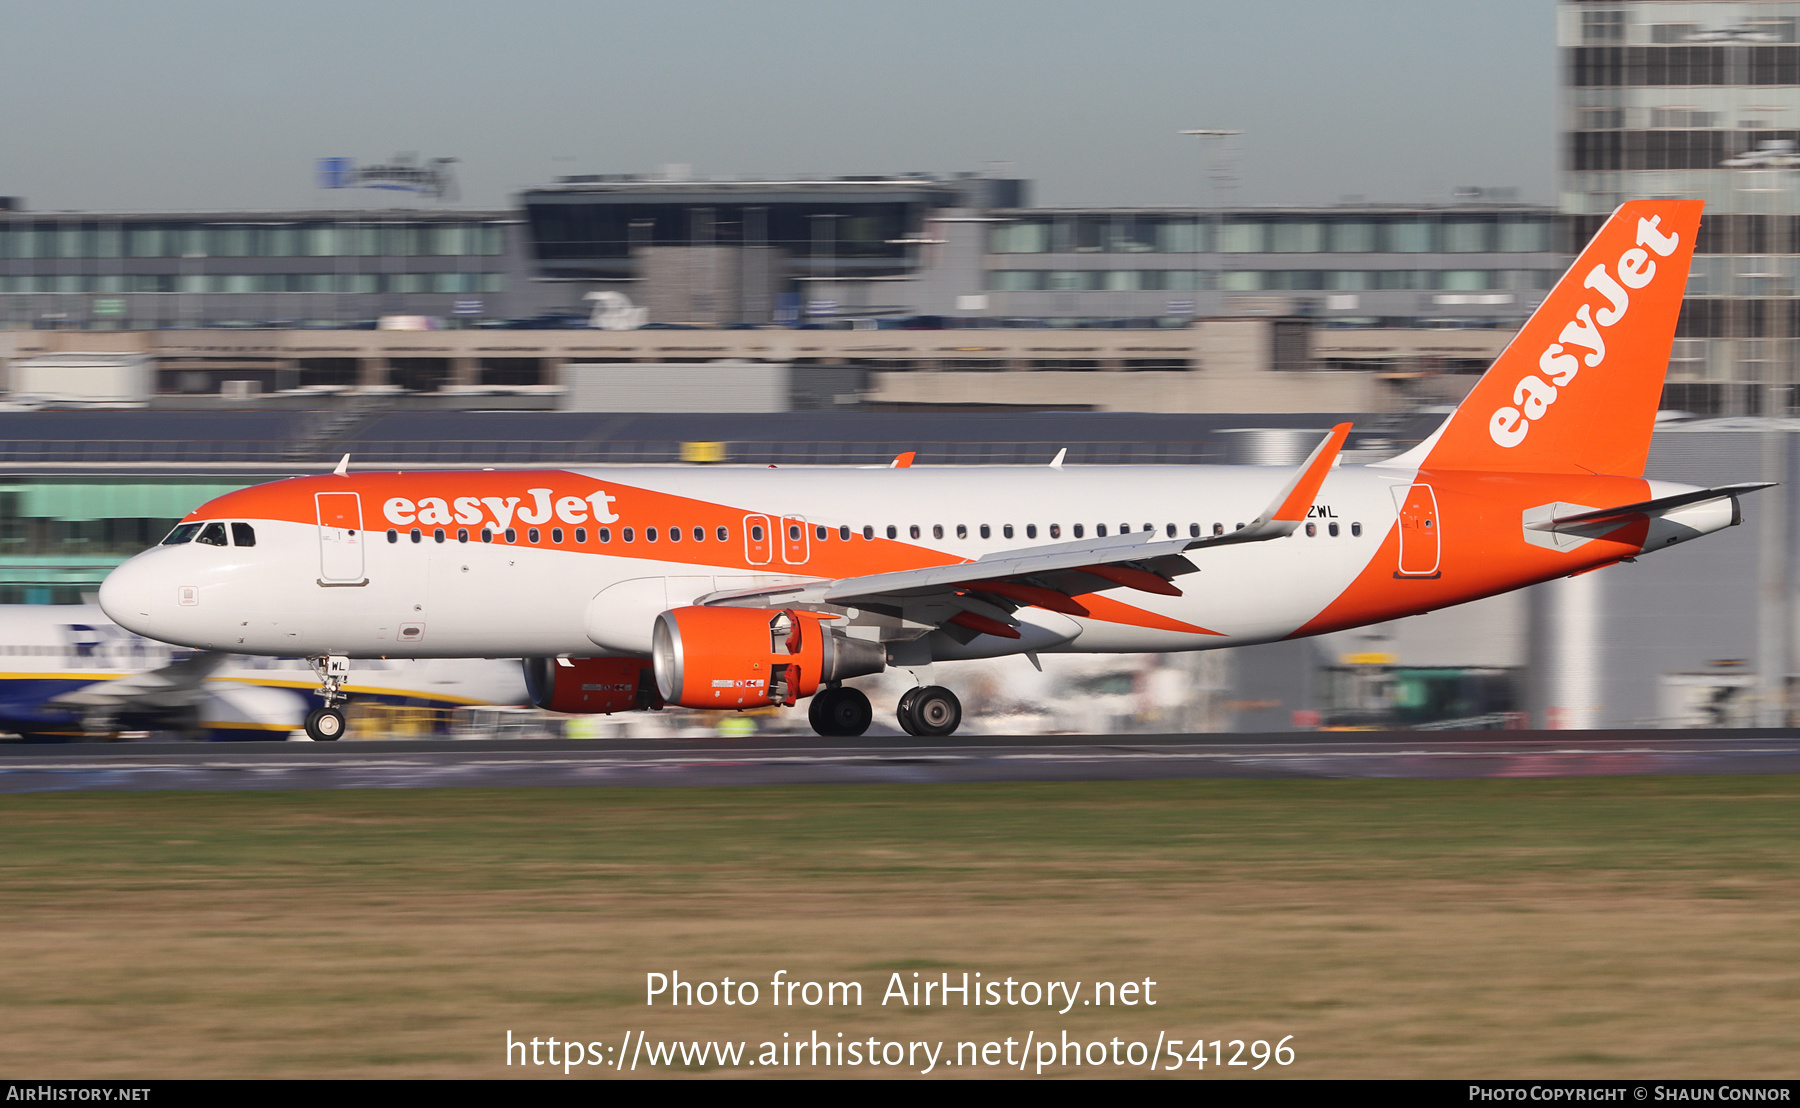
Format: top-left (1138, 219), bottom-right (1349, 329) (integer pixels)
top-left (522, 656), bottom-right (659, 714)
top-left (652, 606), bottom-right (886, 709)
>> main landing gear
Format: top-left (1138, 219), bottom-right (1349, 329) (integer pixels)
top-left (305, 654), bottom-right (351, 742)
top-left (896, 685), bottom-right (961, 738)
top-left (809, 685), bottom-right (873, 737)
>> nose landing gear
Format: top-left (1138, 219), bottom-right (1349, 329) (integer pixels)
top-left (305, 654), bottom-right (352, 742)
top-left (896, 685), bottom-right (961, 737)
top-left (303, 706), bottom-right (346, 742)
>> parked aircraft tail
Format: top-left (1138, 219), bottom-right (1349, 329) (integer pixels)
top-left (1411, 199), bottom-right (1703, 478)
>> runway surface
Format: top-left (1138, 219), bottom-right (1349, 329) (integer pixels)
top-left (3, 729), bottom-right (1800, 792)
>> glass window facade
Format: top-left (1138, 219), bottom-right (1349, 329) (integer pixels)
top-left (1269, 222), bottom-right (1325, 253)
top-left (1218, 220), bottom-right (1266, 253)
top-left (1329, 222), bottom-right (1377, 252)
top-left (1442, 220), bottom-right (1495, 253)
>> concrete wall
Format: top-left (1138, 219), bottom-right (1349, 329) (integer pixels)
top-left (562, 361), bottom-right (790, 413)
top-left (867, 320), bottom-right (1390, 413)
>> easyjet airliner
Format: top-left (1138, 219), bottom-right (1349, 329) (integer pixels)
top-left (98, 200), bottom-right (1766, 740)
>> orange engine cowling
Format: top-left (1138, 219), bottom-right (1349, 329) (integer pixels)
top-left (651, 606), bottom-right (886, 709)
top-left (522, 656), bottom-right (659, 714)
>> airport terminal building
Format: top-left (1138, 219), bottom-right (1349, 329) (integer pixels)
top-left (0, 182), bottom-right (1559, 334)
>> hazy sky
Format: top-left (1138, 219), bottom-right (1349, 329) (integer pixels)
top-left (0, 1), bottom-right (1557, 213)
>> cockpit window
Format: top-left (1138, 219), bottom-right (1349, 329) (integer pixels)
top-left (231, 523), bottom-right (256, 547)
top-left (195, 522), bottom-right (228, 547)
top-left (161, 523), bottom-right (202, 545)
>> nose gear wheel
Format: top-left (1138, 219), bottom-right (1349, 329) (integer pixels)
top-left (304, 706), bottom-right (346, 742)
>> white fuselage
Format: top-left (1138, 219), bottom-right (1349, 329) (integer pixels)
top-left (99, 463), bottom-right (1407, 660)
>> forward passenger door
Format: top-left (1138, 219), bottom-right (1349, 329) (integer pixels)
top-left (316, 492), bottom-right (367, 585)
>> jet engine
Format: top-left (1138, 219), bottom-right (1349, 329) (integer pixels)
top-left (522, 656), bottom-right (659, 714)
top-left (651, 607), bottom-right (885, 709)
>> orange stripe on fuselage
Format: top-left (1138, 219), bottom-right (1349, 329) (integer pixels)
top-left (190, 471), bottom-right (964, 581)
top-left (1073, 593), bottom-right (1223, 636)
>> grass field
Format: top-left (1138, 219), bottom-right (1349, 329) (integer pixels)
top-left (2, 777), bottom-right (1798, 1078)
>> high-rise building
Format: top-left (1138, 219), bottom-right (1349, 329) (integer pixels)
top-left (1562, 0), bottom-right (1800, 414)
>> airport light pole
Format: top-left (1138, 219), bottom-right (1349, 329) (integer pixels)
top-left (1180, 129), bottom-right (1242, 314)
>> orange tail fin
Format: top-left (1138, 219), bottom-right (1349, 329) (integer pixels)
top-left (1417, 199), bottom-right (1702, 477)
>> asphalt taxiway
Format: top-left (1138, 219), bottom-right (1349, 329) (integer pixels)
top-left (2, 729), bottom-right (1799, 792)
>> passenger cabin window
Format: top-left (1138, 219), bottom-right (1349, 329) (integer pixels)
top-left (1049, 524), bottom-right (1061, 539)
top-left (599, 527), bottom-right (611, 543)
top-left (887, 525), bottom-right (898, 539)
top-left (1328, 522), bottom-right (1340, 537)
top-left (646, 528), bottom-right (657, 542)
top-left (434, 528), bottom-right (446, 543)
top-left (1026, 524), bottom-right (1037, 539)
top-left (694, 527), bottom-right (704, 542)
top-left (482, 528), bottom-right (494, 543)
top-left (1004, 525), bottom-right (1014, 539)
top-left (162, 523), bottom-right (201, 545)
top-left (231, 523), bottom-right (256, 547)
top-left (909, 525), bottom-right (921, 539)
top-left (1351, 522), bottom-right (1363, 537)
top-left (459, 528), bottom-right (471, 543)
top-left (387, 529), bottom-right (399, 543)
top-left (816, 525), bottom-right (828, 541)
top-left (932, 525), bottom-right (944, 540)
top-left (574, 528), bottom-right (586, 543)
top-left (410, 528), bottom-right (422, 543)
top-left (551, 527), bottom-right (563, 543)
top-left (1190, 523), bottom-right (1201, 538)
top-left (980, 524), bottom-right (990, 539)
top-left (505, 528), bottom-right (517, 543)
top-left (1166, 523), bottom-right (1177, 538)
top-left (839, 525), bottom-right (851, 541)
top-left (863, 525), bottom-right (875, 540)
top-left (1097, 524), bottom-right (1107, 537)
top-left (1073, 524), bottom-right (1084, 538)
top-left (196, 522), bottom-right (228, 547)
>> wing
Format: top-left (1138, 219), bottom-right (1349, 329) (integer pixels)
top-left (699, 423), bottom-right (1351, 640)
top-left (48, 651), bottom-right (231, 710)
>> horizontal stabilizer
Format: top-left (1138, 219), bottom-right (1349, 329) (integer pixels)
top-left (1525, 482), bottom-right (1774, 532)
